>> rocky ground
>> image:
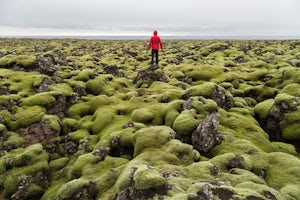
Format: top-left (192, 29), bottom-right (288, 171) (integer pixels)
top-left (0, 38), bottom-right (300, 200)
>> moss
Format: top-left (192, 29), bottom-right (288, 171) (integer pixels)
top-left (187, 82), bottom-right (216, 97)
top-left (23, 184), bottom-right (45, 199)
top-left (42, 114), bottom-right (61, 132)
top-left (219, 110), bottom-right (275, 152)
top-left (8, 106), bottom-right (46, 130)
top-left (0, 55), bottom-right (36, 69)
top-left (184, 161), bottom-right (216, 180)
top-left (164, 109), bottom-right (180, 127)
top-left (86, 75), bottom-right (116, 96)
top-left (133, 126), bottom-right (176, 157)
top-left (69, 152), bottom-right (100, 178)
top-left (161, 89), bottom-right (185, 102)
top-left (49, 157), bottom-right (69, 171)
top-left (280, 184), bottom-right (300, 200)
top-left (182, 65), bottom-right (224, 81)
top-left (274, 93), bottom-right (298, 110)
top-left (280, 69), bottom-right (300, 87)
top-left (244, 85), bottom-right (278, 102)
top-left (2, 144), bottom-right (49, 197)
top-left (89, 95), bottom-right (111, 112)
top-left (172, 109), bottom-right (199, 135)
top-left (266, 152), bottom-right (300, 189)
top-left (49, 83), bottom-right (74, 96)
top-left (280, 83), bottom-right (300, 97)
top-left (22, 91), bottom-right (57, 108)
top-left (67, 101), bottom-right (91, 119)
top-left (91, 107), bottom-right (116, 134)
top-left (211, 139), bottom-right (269, 171)
top-left (70, 129), bottom-right (90, 141)
top-left (55, 179), bottom-right (93, 199)
top-left (76, 68), bottom-right (96, 81)
top-left (61, 117), bottom-right (78, 134)
top-left (191, 97), bottom-right (218, 114)
top-left (235, 182), bottom-right (283, 199)
top-left (133, 165), bottom-right (166, 190)
top-left (281, 123), bottom-right (300, 141)
top-left (151, 139), bottom-right (195, 165)
top-left (2, 131), bottom-right (26, 149)
top-left (131, 107), bottom-right (154, 124)
top-left (271, 142), bottom-right (297, 155)
top-left (0, 123), bottom-right (6, 132)
top-left (254, 99), bottom-right (274, 119)
top-left (0, 69), bottom-right (46, 95)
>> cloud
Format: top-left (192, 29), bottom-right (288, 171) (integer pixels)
top-left (0, 0), bottom-right (299, 36)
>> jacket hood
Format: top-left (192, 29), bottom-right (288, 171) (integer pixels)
top-left (153, 30), bottom-right (158, 36)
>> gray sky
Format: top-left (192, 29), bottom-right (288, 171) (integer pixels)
top-left (0, 0), bottom-right (300, 36)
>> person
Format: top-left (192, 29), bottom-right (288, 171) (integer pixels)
top-left (148, 30), bottom-right (162, 66)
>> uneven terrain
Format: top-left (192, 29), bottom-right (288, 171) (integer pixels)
top-left (0, 38), bottom-right (300, 199)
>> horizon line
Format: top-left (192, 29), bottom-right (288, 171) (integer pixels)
top-left (0, 35), bottom-right (299, 40)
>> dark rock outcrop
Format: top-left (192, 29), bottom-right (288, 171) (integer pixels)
top-left (191, 112), bottom-right (222, 154)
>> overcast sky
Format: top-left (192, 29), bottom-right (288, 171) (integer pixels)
top-left (0, 0), bottom-right (300, 37)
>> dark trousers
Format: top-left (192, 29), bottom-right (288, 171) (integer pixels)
top-left (151, 49), bottom-right (159, 65)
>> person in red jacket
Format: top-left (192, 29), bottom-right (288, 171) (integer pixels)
top-left (148, 30), bottom-right (163, 65)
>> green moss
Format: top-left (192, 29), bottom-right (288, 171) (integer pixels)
top-left (0, 69), bottom-right (46, 95)
top-left (69, 152), bottom-right (100, 178)
top-left (280, 184), bottom-right (300, 200)
top-left (149, 139), bottom-right (195, 165)
top-left (281, 123), bottom-right (300, 141)
top-left (91, 107), bottom-right (116, 134)
top-left (280, 83), bottom-right (300, 97)
top-left (49, 83), bottom-right (74, 96)
top-left (49, 157), bottom-right (69, 171)
top-left (67, 101), bottom-right (91, 119)
top-left (266, 152), bottom-right (300, 189)
top-left (23, 184), bottom-right (45, 199)
top-left (244, 85), bottom-right (278, 102)
top-left (219, 110), bottom-right (275, 152)
top-left (89, 95), bottom-right (111, 112)
top-left (86, 75), bottom-right (116, 96)
top-left (280, 69), bottom-right (300, 87)
top-left (133, 126), bottom-right (176, 157)
top-left (3, 131), bottom-right (26, 149)
top-left (42, 114), bottom-right (61, 132)
top-left (61, 117), bottom-right (78, 134)
top-left (70, 129), bottom-right (90, 141)
top-left (2, 144), bottom-right (49, 198)
top-left (55, 179), bottom-right (93, 199)
top-left (0, 55), bottom-right (36, 69)
top-left (76, 68), bottom-right (96, 81)
top-left (274, 93), bottom-right (298, 110)
top-left (22, 91), bottom-right (57, 107)
top-left (184, 161), bottom-right (216, 180)
top-left (235, 182), bottom-right (283, 199)
top-left (254, 99), bottom-right (274, 119)
top-left (191, 97), bottom-right (218, 114)
top-left (187, 82), bottom-right (216, 97)
top-left (0, 123), bottom-right (6, 132)
top-left (8, 106), bottom-right (46, 130)
top-left (271, 142), bottom-right (297, 155)
top-left (131, 107), bottom-right (154, 124)
top-left (172, 109), bottom-right (199, 135)
top-left (133, 165), bottom-right (166, 190)
top-left (182, 65), bottom-right (224, 81)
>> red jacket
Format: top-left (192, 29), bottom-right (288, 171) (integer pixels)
top-left (148, 31), bottom-right (162, 50)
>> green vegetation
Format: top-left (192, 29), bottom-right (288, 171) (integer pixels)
top-left (0, 38), bottom-right (300, 199)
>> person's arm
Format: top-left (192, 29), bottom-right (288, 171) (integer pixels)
top-left (148, 38), bottom-right (152, 50)
top-left (159, 38), bottom-right (162, 49)
top-left (159, 38), bottom-right (163, 49)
